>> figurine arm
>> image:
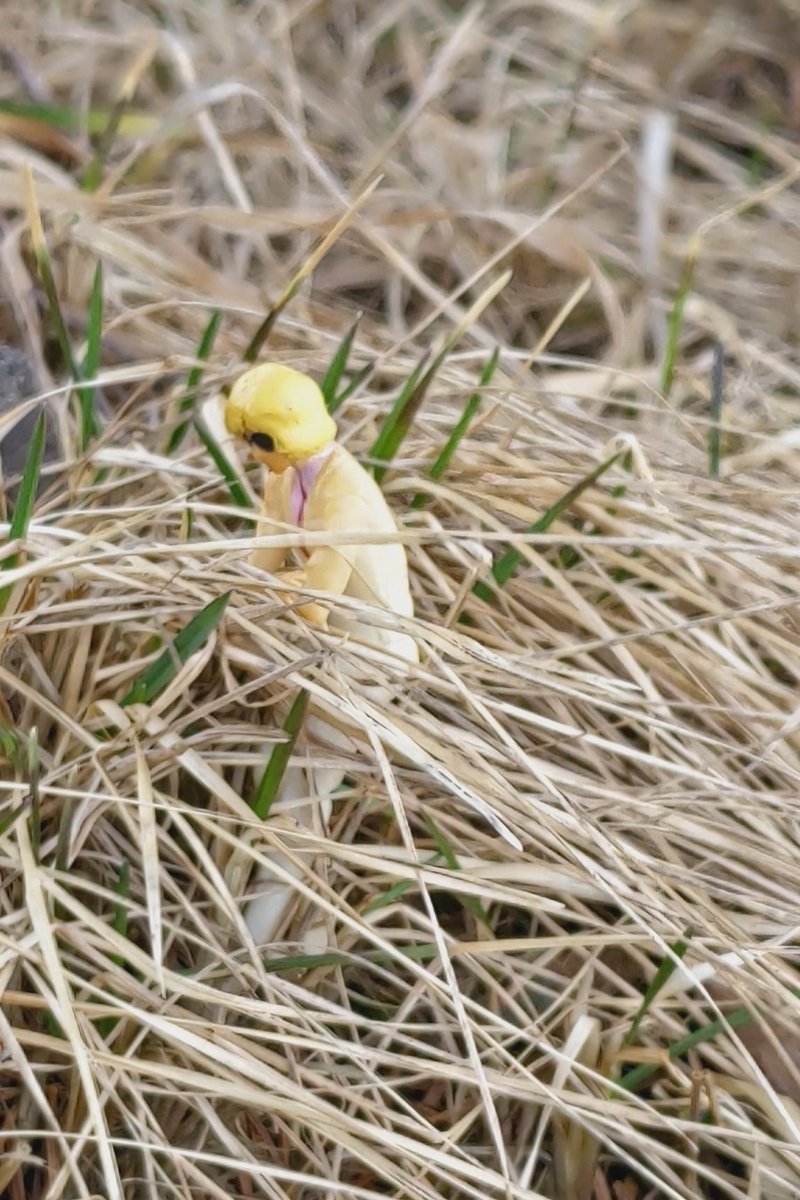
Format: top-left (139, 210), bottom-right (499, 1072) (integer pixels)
top-left (296, 491), bottom-right (369, 627)
top-left (250, 473), bottom-right (289, 573)
top-left (250, 521), bottom-right (289, 573)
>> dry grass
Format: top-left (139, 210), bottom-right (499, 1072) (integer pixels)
top-left (2, 2), bottom-right (800, 1198)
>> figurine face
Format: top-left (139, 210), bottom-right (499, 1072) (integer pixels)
top-left (224, 363), bottom-right (337, 465)
top-left (246, 431), bottom-right (292, 473)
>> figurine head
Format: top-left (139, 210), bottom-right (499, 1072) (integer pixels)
top-left (224, 363), bottom-right (337, 472)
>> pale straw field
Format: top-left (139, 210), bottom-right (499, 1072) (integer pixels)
top-left (2, 3), bottom-right (800, 1198)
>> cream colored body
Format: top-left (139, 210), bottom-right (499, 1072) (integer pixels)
top-left (253, 442), bottom-right (418, 666)
top-left (241, 441), bottom-right (416, 948)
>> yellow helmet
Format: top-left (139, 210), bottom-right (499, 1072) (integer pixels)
top-left (224, 363), bottom-right (337, 463)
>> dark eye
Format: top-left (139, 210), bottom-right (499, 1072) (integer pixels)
top-left (249, 432), bottom-right (275, 452)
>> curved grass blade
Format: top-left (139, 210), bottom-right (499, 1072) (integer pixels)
top-left (623, 935), bottom-right (691, 1048)
top-left (243, 179), bottom-right (381, 364)
top-left (194, 416), bottom-right (254, 515)
top-left (321, 312), bottom-right (362, 412)
top-left (619, 1005), bottom-right (754, 1093)
top-left (412, 346), bottom-right (499, 508)
top-left (661, 249), bottom-right (697, 399)
top-left (121, 591), bottom-right (231, 707)
top-left (369, 352), bottom-right (430, 483)
top-left (0, 409), bottom-right (46, 613)
top-left (25, 168), bottom-right (78, 380)
top-left (76, 261), bottom-right (104, 450)
top-left (167, 309), bottom-right (222, 453)
top-left (0, 98), bottom-right (157, 137)
top-left (250, 688), bottom-right (309, 820)
top-left (370, 270), bottom-right (511, 482)
top-left (473, 449), bottom-right (622, 602)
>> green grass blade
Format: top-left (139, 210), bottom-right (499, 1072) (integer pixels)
top-left (709, 340), bottom-right (724, 479)
top-left (0, 98), bottom-right (156, 137)
top-left (623, 935), bottom-right (691, 1048)
top-left (0, 802), bottom-right (27, 839)
top-left (473, 450), bottom-right (622, 602)
top-left (412, 347), bottom-right (499, 508)
top-left (329, 360), bottom-right (374, 413)
top-left (370, 270), bottom-right (510, 482)
top-left (27, 177), bottom-right (102, 449)
top-left (321, 313), bottom-right (361, 411)
top-left (661, 250), bottom-right (697, 399)
top-left (369, 352), bottom-right (431, 483)
top-left (363, 877), bottom-right (415, 915)
top-left (193, 416), bottom-right (254, 514)
top-left (422, 812), bottom-right (492, 927)
top-left (81, 93), bottom-right (131, 192)
top-left (111, 859), bottom-right (131, 967)
top-left (250, 689), bottom-right (309, 820)
top-left (242, 307), bottom-right (280, 364)
top-left (27, 729), bottom-right (41, 857)
top-left (0, 410), bottom-right (46, 613)
top-left (619, 1004), bottom-right (754, 1093)
top-left (121, 591), bottom-right (231, 707)
top-left (76, 261), bottom-right (104, 450)
top-left (167, 310), bottom-right (222, 453)
top-left (262, 941), bottom-right (439, 974)
top-left (33, 244), bottom-right (79, 381)
top-left (363, 848), bottom-right (446, 915)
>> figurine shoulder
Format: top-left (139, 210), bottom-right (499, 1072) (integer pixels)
top-left (309, 444), bottom-right (395, 530)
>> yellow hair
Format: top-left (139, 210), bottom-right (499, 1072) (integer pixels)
top-left (225, 364), bottom-right (337, 462)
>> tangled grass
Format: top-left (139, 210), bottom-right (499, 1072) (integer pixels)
top-left (2, 2), bottom-right (800, 1197)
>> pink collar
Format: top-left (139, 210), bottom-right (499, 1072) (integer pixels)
top-left (290, 445), bottom-right (334, 525)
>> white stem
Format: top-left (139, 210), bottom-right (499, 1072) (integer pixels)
top-left (242, 713), bottom-right (356, 947)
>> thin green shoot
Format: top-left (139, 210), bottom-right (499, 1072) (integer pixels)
top-left (111, 860), bottom-right (131, 964)
top-left (412, 347), bottom-right (499, 508)
top-left (32, 241), bottom-right (79, 382)
top-left (364, 851), bottom-right (444, 915)
top-left (261, 941), bottom-right (439, 974)
top-left (250, 689), bottom-right (309, 820)
top-left (709, 341), bottom-right (724, 479)
top-left (167, 310), bottom-right (222, 453)
top-left (661, 251), bottom-right (697, 399)
top-left (623, 935), bottom-right (691, 1048)
top-left (243, 179), bottom-right (381, 364)
top-left (619, 1005), bottom-right (754, 1093)
top-left (0, 410), bottom-right (46, 613)
top-left (76, 262), bottom-right (104, 451)
top-left (0, 801), bottom-right (27, 839)
top-left (330, 360), bottom-right (374, 411)
top-left (0, 98), bottom-right (157, 137)
top-left (423, 812), bottom-right (492, 927)
top-left (473, 449), bottom-right (622, 603)
top-left (369, 270), bottom-right (510, 481)
top-left (27, 729), bottom-right (41, 858)
top-left (121, 591), bottom-right (231, 707)
top-left (369, 352), bottom-right (431, 482)
top-left (321, 312), bottom-right (362, 412)
top-left (81, 93), bottom-right (132, 192)
top-left (193, 416), bottom-right (254, 516)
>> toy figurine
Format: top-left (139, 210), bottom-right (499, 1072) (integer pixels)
top-left (224, 363), bottom-right (418, 945)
